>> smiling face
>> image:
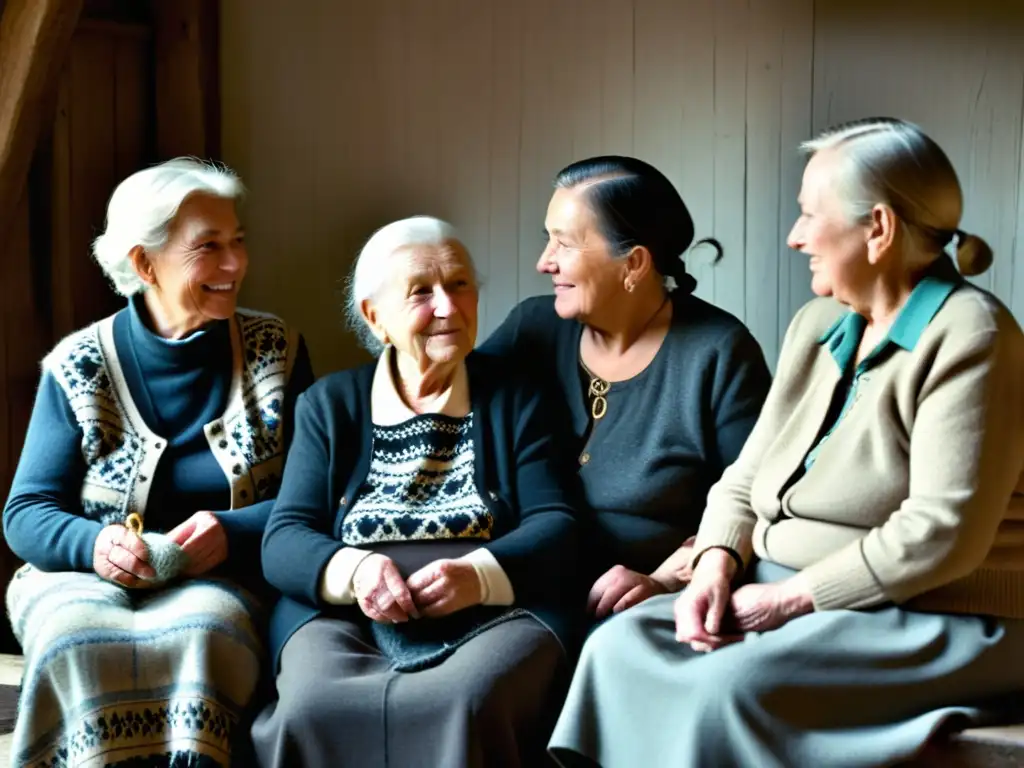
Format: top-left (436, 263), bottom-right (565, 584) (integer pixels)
top-left (787, 149), bottom-right (874, 303)
top-left (537, 186), bottom-right (627, 321)
top-left (362, 239), bottom-right (479, 373)
top-left (133, 192), bottom-right (247, 331)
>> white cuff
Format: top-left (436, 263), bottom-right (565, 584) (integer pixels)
top-left (459, 548), bottom-right (515, 606)
top-left (320, 547), bottom-right (373, 604)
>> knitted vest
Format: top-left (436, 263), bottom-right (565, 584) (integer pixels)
top-left (42, 308), bottom-right (299, 527)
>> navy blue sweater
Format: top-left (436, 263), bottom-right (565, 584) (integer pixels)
top-left (481, 293), bottom-right (772, 582)
top-left (3, 296), bottom-right (314, 584)
top-left (261, 351), bottom-right (580, 667)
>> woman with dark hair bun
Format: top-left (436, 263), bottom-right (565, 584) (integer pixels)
top-left (482, 155), bottom-right (771, 626)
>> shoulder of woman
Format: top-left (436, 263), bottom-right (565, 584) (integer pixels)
top-left (298, 364), bottom-right (375, 413)
top-left (930, 284), bottom-right (1021, 340)
top-left (466, 351), bottom-right (540, 409)
top-left (41, 314), bottom-right (114, 375)
top-left (512, 293), bottom-right (559, 321)
top-left (466, 349), bottom-right (529, 388)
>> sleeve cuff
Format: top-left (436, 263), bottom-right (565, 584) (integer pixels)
top-left (691, 521), bottom-right (754, 572)
top-left (319, 547), bottom-right (373, 604)
top-left (799, 542), bottom-right (888, 611)
top-left (459, 548), bottom-right (515, 606)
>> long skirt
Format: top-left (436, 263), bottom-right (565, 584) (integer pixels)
top-left (549, 561), bottom-right (1024, 768)
top-left (6, 564), bottom-right (264, 768)
top-left (251, 614), bottom-right (567, 768)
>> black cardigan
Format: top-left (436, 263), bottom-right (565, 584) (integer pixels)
top-left (262, 350), bottom-right (580, 668)
top-left (480, 293), bottom-right (772, 582)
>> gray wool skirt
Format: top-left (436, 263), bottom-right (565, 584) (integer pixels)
top-left (252, 613), bottom-right (566, 768)
top-left (549, 561), bottom-right (1024, 768)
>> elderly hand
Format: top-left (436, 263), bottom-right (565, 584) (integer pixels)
top-left (166, 511), bottom-right (228, 577)
top-left (406, 559), bottom-right (483, 618)
top-left (730, 577), bottom-right (814, 634)
top-left (648, 535), bottom-right (698, 592)
top-left (352, 554), bottom-right (420, 623)
top-left (93, 524), bottom-right (156, 587)
top-left (588, 565), bottom-right (667, 619)
top-left (673, 548), bottom-right (742, 652)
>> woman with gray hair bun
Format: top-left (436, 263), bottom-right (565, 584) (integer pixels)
top-left (253, 216), bottom-right (579, 767)
top-left (549, 118), bottom-right (1024, 767)
top-left (3, 157), bottom-right (314, 767)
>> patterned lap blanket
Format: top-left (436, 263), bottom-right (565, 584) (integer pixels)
top-left (6, 566), bottom-right (263, 768)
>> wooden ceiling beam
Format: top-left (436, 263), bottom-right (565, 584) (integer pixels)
top-left (0, 0), bottom-right (83, 247)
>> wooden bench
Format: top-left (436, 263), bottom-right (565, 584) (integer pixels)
top-left (0, 653), bottom-right (23, 766)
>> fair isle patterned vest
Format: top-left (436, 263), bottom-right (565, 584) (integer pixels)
top-left (42, 308), bottom-right (299, 527)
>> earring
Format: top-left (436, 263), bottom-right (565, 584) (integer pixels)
top-left (624, 280), bottom-right (635, 293)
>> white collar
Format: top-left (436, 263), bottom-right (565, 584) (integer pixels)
top-left (370, 346), bottom-right (471, 426)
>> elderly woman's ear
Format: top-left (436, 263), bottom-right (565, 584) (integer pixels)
top-left (360, 298), bottom-right (390, 347)
top-left (866, 204), bottom-right (900, 267)
top-left (621, 245), bottom-right (656, 292)
top-left (128, 245), bottom-right (157, 287)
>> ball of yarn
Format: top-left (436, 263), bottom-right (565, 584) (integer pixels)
top-left (139, 532), bottom-right (189, 586)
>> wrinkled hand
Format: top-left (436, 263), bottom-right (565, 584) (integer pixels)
top-left (730, 578), bottom-right (813, 634)
top-left (406, 559), bottom-right (482, 618)
top-left (166, 511), bottom-right (228, 577)
top-left (649, 536), bottom-right (697, 592)
top-left (674, 549), bottom-right (742, 653)
top-left (352, 554), bottom-right (419, 623)
top-left (588, 565), bottom-right (667, 619)
top-left (93, 524), bottom-right (155, 587)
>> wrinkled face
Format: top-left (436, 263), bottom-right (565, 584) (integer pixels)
top-left (364, 240), bottom-right (479, 370)
top-left (142, 192), bottom-right (247, 322)
top-left (537, 186), bottom-right (626, 321)
top-left (787, 149), bottom-right (873, 302)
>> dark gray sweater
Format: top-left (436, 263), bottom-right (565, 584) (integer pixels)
top-left (481, 293), bottom-right (771, 580)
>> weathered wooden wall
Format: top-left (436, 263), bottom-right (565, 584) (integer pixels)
top-left (221, 0), bottom-right (1024, 374)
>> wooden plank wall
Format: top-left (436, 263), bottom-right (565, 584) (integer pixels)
top-left (221, 0), bottom-right (1024, 375)
top-left (0, 9), bottom-right (151, 651)
top-left (49, 20), bottom-right (150, 339)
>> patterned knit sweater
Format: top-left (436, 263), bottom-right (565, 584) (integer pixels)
top-left (3, 296), bottom-right (313, 576)
top-left (342, 413), bottom-right (493, 545)
top-left (319, 349), bottom-right (512, 605)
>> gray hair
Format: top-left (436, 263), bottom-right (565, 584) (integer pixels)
top-left (91, 157), bottom-right (246, 296)
top-left (801, 117), bottom-right (992, 276)
top-left (345, 215), bottom-right (473, 354)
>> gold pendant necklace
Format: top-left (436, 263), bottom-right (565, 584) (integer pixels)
top-left (587, 373), bottom-right (610, 420)
top-left (577, 293), bottom-right (670, 465)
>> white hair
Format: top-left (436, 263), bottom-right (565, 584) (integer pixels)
top-left (801, 117), bottom-right (992, 276)
top-left (345, 215), bottom-right (472, 354)
top-left (91, 157), bottom-right (246, 296)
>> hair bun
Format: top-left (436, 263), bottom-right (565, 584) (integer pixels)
top-left (955, 231), bottom-right (993, 277)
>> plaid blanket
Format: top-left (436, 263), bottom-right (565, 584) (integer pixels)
top-left (6, 565), bottom-right (263, 767)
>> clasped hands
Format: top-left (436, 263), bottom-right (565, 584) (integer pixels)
top-left (352, 553), bottom-right (482, 623)
top-left (673, 548), bottom-right (814, 652)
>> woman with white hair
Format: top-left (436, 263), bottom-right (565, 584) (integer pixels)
top-left (251, 216), bottom-right (578, 767)
top-left (3, 157), bottom-right (314, 767)
top-left (548, 118), bottom-right (1024, 767)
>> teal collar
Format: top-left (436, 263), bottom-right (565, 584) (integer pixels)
top-left (818, 256), bottom-right (962, 373)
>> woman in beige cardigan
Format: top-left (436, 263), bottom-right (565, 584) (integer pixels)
top-left (548, 117), bottom-right (1024, 767)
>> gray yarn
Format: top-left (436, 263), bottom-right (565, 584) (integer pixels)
top-left (138, 532), bottom-right (189, 586)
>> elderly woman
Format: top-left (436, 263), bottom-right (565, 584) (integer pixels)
top-left (3, 158), bottom-right (313, 767)
top-left (548, 118), bottom-right (1024, 767)
top-left (482, 156), bottom-right (771, 623)
top-left (251, 216), bottom-right (578, 768)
